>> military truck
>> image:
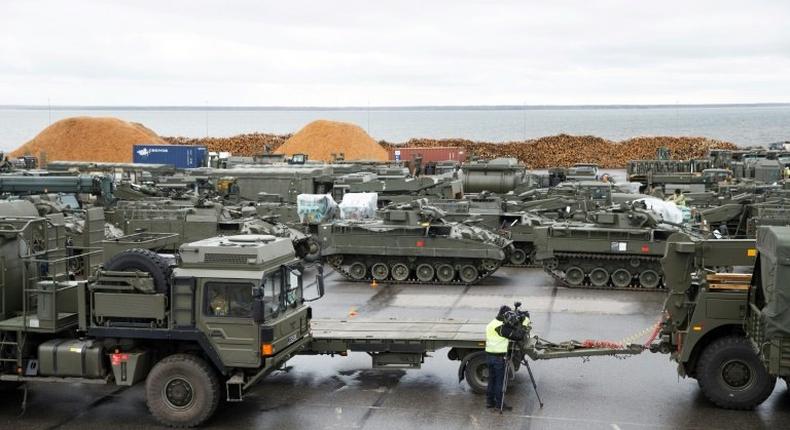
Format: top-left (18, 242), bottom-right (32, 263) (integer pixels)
top-left (652, 231), bottom-right (780, 409)
top-left (319, 201), bottom-right (513, 284)
top-left (0, 234), bottom-right (324, 427)
top-left (746, 226), bottom-right (790, 394)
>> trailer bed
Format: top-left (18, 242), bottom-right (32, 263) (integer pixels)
top-left (307, 319), bottom-right (487, 369)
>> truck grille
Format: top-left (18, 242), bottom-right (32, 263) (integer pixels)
top-left (204, 253), bottom-right (248, 264)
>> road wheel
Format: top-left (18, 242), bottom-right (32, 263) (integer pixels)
top-left (435, 263), bottom-right (456, 283)
top-left (371, 263), bottom-right (389, 281)
top-left (588, 267), bottom-right (609, 287)
top-left (463, 352), bottom-right (488, 394)
top-left (611, 268), bottom-right (632, 288)
top-left (145, 354), bottom-right (220, 428)
top-left (105, 248), bottom-right (171, 293)
top-left (509, 248), bottom-right (528, 266)
top-left (416, 263), bottom-right (435, 282)
top-left (639, 270), bottom-right (661, 289)
top-left (696, 336), bottom-right (776, 410)
top-left (348, 262), bottom-right (367, 280)
top-left (390, 263), bottom-right (410, 282)
top-left (459, 264), bottom-right (479, 284)
top-left (564, 266), bottom-right (585, 286)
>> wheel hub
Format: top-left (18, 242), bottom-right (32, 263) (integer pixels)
top-left (721, 360), bottom-right (752, 390)
top-left (164, 378), bottom-right (194, 409)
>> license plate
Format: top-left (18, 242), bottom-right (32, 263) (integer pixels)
top-left (287, 334), bottom-right (298, 344)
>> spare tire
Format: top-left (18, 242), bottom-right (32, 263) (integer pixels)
top-left (105, 248), bottom-right (171, 294)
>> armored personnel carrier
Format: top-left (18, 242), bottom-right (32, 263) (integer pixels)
top-left (108, 198), bottom-right (319, 259)
top-left (320, 201), bottom-right (513, 284)
top-left (534, 203), bottom-right (686, 290)
top-left (430, 194), bottom-right (546, 267)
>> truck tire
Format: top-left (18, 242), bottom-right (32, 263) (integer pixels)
top-left (696, 336), bottom-right (776, 410)
top-left (463, 351), bottom-right (488, 394)
top-left (303, 237), bottom-right (321, 263)
top-left (145, 354), bottom-right (221, 428)
top-left (105, 248), bottom-right (171, 294)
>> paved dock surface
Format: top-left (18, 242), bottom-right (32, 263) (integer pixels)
top-left (1, 267), bottom-right (788, 429)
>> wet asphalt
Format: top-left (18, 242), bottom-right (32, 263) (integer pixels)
top-left (1, 266), bottom-right (788, 430)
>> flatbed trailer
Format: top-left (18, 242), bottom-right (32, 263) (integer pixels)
top-left (307, 318), bottom-right (644, 393)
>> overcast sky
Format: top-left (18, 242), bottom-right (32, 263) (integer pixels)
top-left (1, 0), bottom-right (789, 106)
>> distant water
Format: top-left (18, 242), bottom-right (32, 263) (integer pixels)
top-left (1, 105), bottom-right (789, 152)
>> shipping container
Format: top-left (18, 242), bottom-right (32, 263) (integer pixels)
top-left (133, 144), bottom-right (207, 168)
top-left (390, 147), bottom-right (467, 163)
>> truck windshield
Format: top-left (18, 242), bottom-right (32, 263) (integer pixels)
top-left (205, 282), bottom-right (253, 318)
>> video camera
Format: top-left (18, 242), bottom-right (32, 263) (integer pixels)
top-left (501, 301), bottom-right (530, 341)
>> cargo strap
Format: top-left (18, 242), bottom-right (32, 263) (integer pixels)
top-left (50, 339), bottom-right (70, 375)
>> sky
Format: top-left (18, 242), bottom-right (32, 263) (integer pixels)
top-left (1, 0), bottom-right (789, 106)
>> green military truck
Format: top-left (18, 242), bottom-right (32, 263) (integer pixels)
top-left (654, 228), bottom-right (790, 409)
top-left (0, 234), bottom-right (323, 427)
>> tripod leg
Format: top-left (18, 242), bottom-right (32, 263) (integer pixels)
top-left (500, 357), bottom-right (510, 413)
top-left (523, 358), bottom-right (544, 408)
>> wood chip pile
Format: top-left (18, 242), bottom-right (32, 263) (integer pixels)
top-left (11, 116), bottom-right (166, 163)
top-left (274, 120), bottom-right (389, 161)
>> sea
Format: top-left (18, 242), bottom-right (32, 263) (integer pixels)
top-left (1, 104), bottom-right (789, 152)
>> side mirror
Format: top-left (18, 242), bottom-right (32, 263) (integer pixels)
top-left (252, 286), bottom-right (265, 323)
top-left (305, 264), bottom-right (325, 302)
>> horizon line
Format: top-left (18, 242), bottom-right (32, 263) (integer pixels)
top-left (1, 102), bottom-right (789, 111)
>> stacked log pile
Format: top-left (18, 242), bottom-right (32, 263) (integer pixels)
top-left (163, 133), bottom-right (290, 154)
top-left (384, 134), bottom-right (736, 168)
top-left (163, 132), bottom-right (736, 168)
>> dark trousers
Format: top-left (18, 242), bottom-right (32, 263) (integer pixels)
top-left (486, 354), bottom-right (506, 407)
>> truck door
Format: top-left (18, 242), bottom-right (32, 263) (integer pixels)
top-left (201, 280), bottom-right (261, 367)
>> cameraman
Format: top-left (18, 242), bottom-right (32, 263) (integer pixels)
top-left (485, 305), bottom-right (530, 411)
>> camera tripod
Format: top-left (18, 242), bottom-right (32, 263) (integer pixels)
top-left (500, 344), bottom-right (544, 413)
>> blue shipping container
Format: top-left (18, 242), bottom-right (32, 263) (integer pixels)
top-left (133, 144), bottom-right (207, 168)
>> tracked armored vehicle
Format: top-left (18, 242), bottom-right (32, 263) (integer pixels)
top-left (319, 201), bottom-right (513, 284)
top-left (430, 194), bottom-right (546, 267)
top-left (534, 203), bottom-right (686, 290)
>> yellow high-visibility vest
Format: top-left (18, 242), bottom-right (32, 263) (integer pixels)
top-left (485, 319), bottom-right (509, 353)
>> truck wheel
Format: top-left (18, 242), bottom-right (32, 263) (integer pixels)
top-left (145, 354), bottom-right (221, 428)
top-left (105, 248), bottom-right (171, 294)
top-left (463, 352), bottom-right (488, 394)
top-left (302, 237), bottom-right (321, 263)
top-left (696, 336), bottom-right (776, 410)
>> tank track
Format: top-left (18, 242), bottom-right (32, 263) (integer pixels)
top-left (542, 251), bottom-right (665, 291)
top-left (325, 255), bottom-right (503, 285)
